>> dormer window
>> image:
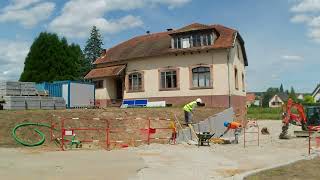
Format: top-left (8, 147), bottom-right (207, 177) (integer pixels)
top-left (172, 32), bottom-right (215, 49)
top-left (182, 37), bottom-right (190, 48)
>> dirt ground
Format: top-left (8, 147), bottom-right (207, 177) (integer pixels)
top-left (245, 158), bottom-right (320, 180)
top-left (0, 107), bottom-right (223, 149)
top-left (1, 119), bottom-right (319, 180)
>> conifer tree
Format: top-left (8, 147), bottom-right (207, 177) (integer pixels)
top-left (84, 26), bottom-right (104, 65)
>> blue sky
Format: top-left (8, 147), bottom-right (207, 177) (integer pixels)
top-left (0, 0), bottom-right (319, 93)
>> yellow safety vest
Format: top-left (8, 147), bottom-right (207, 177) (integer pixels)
top-left (183, 101), bottom-right (197, 112)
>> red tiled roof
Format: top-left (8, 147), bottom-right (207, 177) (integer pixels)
top-left (84, 64), bottom-right (126, 79)
top-left (169, 23), bottom-right (212, 34)
top-left (94, 23), bottom-right (248, 66)
top-left (246, 93), bottom-right (256, 102)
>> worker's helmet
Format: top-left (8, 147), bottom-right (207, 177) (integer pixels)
top-left (224, 121), bottom-right (230, 127)
top-left (196, 98), bottom-right (202, 103)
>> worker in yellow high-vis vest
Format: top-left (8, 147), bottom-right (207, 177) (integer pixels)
top-left (183, 98), bottom-right (203, 124)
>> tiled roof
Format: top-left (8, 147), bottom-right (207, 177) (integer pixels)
top-left (84, 64), bottom-right (126, 79)
top-left (169, 23), bottom-right (212, 34)
top-left (312, 84), bottom-right (320, 97)
top-left (246, 93), bottom-right (256, 102)
top-left (94, 23), bottom-right (248, 66)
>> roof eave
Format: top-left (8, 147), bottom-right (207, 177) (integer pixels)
top-left (236, 33), bottom-right (248, 66)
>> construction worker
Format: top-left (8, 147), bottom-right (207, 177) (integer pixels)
top-left (169, 121), bottom-right (177, 144)
top-left (220, 121), bottom-right (242, 144)
top-left (183, 98), bottom-right (203, 125)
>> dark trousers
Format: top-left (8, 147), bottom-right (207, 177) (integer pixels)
top-left (184, 111), bottom-right (192, 124)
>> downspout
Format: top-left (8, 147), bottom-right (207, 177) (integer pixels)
top-left (211, 52), bottom-right (214, 107)
top-left (227, 49), bottom-right (231, 108)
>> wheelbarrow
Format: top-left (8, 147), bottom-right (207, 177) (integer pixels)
top-left (196, 132), bottom-right (215, 147)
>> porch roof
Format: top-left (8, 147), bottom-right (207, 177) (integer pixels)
top-left (84, 64), bottom-right (126, 79)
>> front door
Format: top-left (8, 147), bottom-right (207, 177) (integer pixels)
top-left (116, 78), bottom-right (123, 100)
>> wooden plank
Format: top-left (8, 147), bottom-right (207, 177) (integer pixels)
top-left (188, 124), bottom-right (199, 140)
top-left (294, 131), bottom-right (313, 137)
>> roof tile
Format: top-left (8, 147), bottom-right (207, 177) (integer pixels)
top-left (94, 23), bottom-right (247, 66)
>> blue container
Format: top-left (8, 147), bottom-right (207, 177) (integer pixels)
top-left (36, 82), bottom-right (63, 97)
top-left (36, 81), bottom-right (95, 108)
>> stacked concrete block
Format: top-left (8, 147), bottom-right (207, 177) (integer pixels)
top-left (1, 81), bottom-right (66, 110)
top-left (0, 81), bottom-right (37, 96)
top-left (25, 96), bottom-right (41, 110)
top-left (40, 97), bottom-right (55, 110)
top-left (3, 96), bottom-right (26, 110)
top-left (176, 108), bottom-right (235, 143)
top-left (53, 97), bottom-right (66, 109)
top-left (20, 82), bottom-right (37, 96)
top-left (0, 81), bottom-right (21, 97)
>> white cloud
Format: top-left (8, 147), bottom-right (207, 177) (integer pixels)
top-left (290, 0), bottom-right (320, 42)
top-left (0, 0), bottom-right (55, 28)
top-left (49, 0), bottom-right (191, 38)
top-left (291, 0), bottom-right (320, 12)
top-left (281, 55), bottom-right (304, 61)
top-left (0, 40), bottom-right (30, 81)
top-left (291, 14), bottom-right (312, 23)
top-left (308, 28), bottom-right (320, 42)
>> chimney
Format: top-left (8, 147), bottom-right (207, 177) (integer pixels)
top-left (167, 28), bottom-right (173, 31)
top-left (146, 31), bottom-right (150, 34)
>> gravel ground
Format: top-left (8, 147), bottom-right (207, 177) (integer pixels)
top-left (0, 120), bottom-right (316, 180)
top-left (129, 120), bottom-right (313, 180)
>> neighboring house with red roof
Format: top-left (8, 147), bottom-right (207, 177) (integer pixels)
top-left (85, 23), bottom-right (248, 115)
top-left (268, 93), bottom-right (288, 108)
top-left (246, 93), bottom-right (256, 107)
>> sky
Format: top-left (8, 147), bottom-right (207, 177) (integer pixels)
top-left (0, 0), bottom-right (319, 93)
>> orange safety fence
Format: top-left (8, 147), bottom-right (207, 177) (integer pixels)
top-left (51, 116), bottom-right (176, 151)
top-left (243, 120), bottom-right (259, 148)
top-left (308, 126), bottom-right (320, 155)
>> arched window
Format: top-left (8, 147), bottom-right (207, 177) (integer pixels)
top-left (192, 66), bottom-right (211, 88)
top-left (128, 72), bottom-right (142, 91)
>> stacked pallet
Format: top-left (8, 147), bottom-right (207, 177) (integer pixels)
top-left (2, 96), bottom-right (66, 110)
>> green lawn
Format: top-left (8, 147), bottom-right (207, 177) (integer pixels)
top-left (245, 158), bottom-right (320, 180)
top-left (247, 107), bottom-right (282, 120)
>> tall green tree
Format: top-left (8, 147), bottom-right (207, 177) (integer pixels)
top-left (289, 86), bottom-right (297, 101)
top-left (84, 26), bottom-right (104, 65)
top-left (20, 32), bottom-right (86, 82)
top-left (279, 84), bottom-right (284, 93)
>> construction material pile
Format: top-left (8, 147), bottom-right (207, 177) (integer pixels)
top-left (0, 81), bottom-right (36, 96)
top-left (0, 81), bottom-right (65, 110)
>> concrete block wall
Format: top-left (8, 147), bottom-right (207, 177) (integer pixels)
top-left (176, 108), bottom-right (235, 142)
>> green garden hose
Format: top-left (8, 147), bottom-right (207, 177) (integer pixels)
top-left (12, 122), bottom-right (53, 147)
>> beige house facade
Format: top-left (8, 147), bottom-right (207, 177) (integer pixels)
top-left (85, 23), bottom-right (248, 116)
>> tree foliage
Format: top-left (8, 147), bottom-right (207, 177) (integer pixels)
top-left (279, 84), bottom-right (284, 93)
top-left (303, 95), bottom-right (314, 103)
top-left (289, 86), bottom-right (297, 102)
top-left (20, 32), bottom-right (87, 82)
top-left (84, 26), bottom-right (104, 64)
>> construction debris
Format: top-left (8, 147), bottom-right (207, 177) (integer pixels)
top-left (261, 127), bottom-right (270, 135)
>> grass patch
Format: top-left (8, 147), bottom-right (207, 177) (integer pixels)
top-left (247, 107), bottom-right (282, 120)
top-left (245, 158), bottom-right (320, 180)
